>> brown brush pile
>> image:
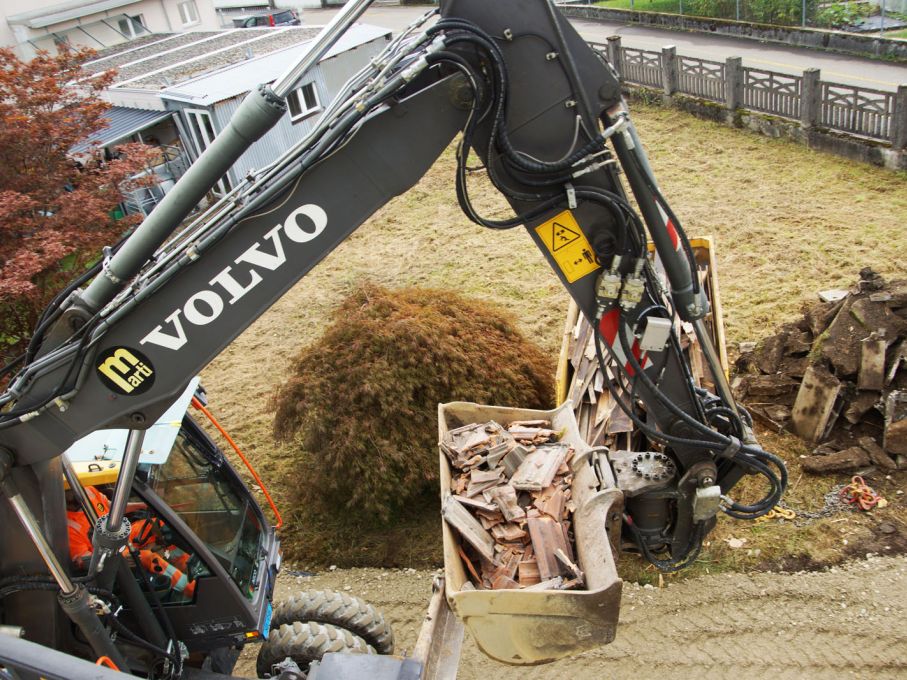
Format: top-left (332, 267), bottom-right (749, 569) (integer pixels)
top-left (734, 269), bottom-right (907, 474)
top-left (271, 284), bottom-right (555, 522)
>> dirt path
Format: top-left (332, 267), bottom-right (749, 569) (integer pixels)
top-left (238, 556), bottom-right (907, 679)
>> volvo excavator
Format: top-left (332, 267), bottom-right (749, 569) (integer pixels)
top-left (0, 1), bottom-right (788, 678)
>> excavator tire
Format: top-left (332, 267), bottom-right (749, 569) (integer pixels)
top-left (255, 621), bottom-right (375, 677)
top-left (270, 590), bottom-right (395, 655)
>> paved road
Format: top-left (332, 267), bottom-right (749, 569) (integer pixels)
top-left (303, 5), bottom-right (907, 91)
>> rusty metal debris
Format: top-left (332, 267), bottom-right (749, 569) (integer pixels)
top-left (734, 269), bottom-right (907, 473)
top-left (440, 420), bottom-right (583, 592)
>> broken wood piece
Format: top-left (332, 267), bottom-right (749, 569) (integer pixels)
top-left (554, 548), bottom-right (584, 581)
top-left (511, 444), bottom-right (567, 492)
top-left (485, 484), bottom-right (525, 522)
top-left (442, 496), bottom-right (496, 563)
top-left (457, 544), bottom-right (483, 587)
top-left (527, 516), bottom-right (569, 579)
top-left (507, 420), bottom-right (550, 428)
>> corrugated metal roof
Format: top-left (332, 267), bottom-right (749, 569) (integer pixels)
top-left (71, 106), bottom-right (173, 153)
top-left (160, 23), bottom-right (390, 105)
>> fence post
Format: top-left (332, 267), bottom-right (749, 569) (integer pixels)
top-left (800, 68), bottom-right (821, 129)
top-left (893, 84), bottom-right (907, 150)
top-left (662, 45), bottom-right (677, 96)
top-left (724, 56), bottom-right (743, 110)
top-left (607, 35), bottom-right (622, 80)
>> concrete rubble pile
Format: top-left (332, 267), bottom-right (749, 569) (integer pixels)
top-left (440, 420), bottom-right (585, 591)
top-left (734, 268), bottom-right (907, 474)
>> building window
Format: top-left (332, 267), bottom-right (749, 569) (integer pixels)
top-left (185, 109), bottom-right (231, 196)
top-left (117, 15), bottom-right (146, 38)
top-left (287, 83), bottom-right (321, 122)
top-left (178, 0), bottom-right (199, 26)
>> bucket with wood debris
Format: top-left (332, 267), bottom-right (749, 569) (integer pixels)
top-left (438, 401), bottom-right (623, 665)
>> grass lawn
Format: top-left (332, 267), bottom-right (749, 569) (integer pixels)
top-left (198, 103), bottom-right (907, 579)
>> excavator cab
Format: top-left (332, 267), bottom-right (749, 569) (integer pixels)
top-left (63, 380), bottom-right (280, 666)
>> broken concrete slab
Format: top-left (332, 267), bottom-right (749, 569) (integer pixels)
top-left (818, 290), bottom-right (849, 303)
top-left (791, 365), bottom-right (842, 444)
top-left (803, 299), bottom-right (844, 337)
top-left (883, 391), bottom-right (907, 456)
top-left (858, 334), bottom-right (888, 391)
top-left (858, 437), bottom-right (898, 471)
top-left (801, 446), bottom-right (870, 474)
top-left (843, 391), bottom-right (881, 425)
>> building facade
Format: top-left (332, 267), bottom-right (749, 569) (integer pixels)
top-left (1, 0), bottom-right (221, 59)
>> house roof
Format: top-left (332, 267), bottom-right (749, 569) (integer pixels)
top-left (71, 106), bottom-right (173, 153)
top-left (8, 0), bottom-right (139, 28)
top-left (159, 23), bottom-right (390, 105)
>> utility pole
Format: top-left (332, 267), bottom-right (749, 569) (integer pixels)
top-left (881, 0), bottom-right (886, 37)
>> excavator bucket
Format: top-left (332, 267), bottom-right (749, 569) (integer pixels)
top-left (438, 401), bottom-right (623, 665)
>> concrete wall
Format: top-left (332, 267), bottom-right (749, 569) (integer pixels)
top-left (560, 5), bottom-right (907, 61)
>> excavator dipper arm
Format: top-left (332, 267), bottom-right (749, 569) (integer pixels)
top-left (0, 0), bottom-right (785, 663)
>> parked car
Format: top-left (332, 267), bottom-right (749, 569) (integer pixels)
top-left (232, 9), bottom-right (300, 28)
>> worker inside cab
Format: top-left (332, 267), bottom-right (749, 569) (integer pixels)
top-left (66, 484), bottom-right (201, 603)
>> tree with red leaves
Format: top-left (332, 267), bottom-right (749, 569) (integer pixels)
top-left (0, 46), bottom-right (155, 359)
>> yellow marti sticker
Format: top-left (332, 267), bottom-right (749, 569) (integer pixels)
top-left (534, 210), bottom-right (601, 283)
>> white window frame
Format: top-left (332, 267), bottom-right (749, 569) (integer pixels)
top-left (178, 0), bottom-right (200, 27)
top-left (287, 82), bottom-right (321, 123)
top-left (184, 109), bottom-right (231, 196)
top-left (117, 14), bottom-right (145, 38)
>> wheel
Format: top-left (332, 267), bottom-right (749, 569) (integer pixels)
top-left (255, 621), bottom-right (375, 677)
top-left (269, 590), bottom-right (394, 655)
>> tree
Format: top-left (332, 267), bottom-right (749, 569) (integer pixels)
top-left (0, 46), bottom-right (156, 360)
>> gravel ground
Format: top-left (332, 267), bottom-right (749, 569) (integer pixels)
top-left (236, 555), bottom-right (907, 679)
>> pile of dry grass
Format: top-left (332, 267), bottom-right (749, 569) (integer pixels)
top-left (272, 284), bottom-right (555, 522)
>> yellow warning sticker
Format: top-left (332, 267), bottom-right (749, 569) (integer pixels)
top-left (534, 210), bottom-right (601, 283)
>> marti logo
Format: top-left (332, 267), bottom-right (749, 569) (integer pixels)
top-left (96, 347), bottom-right (155, 395)
top-left (140, 204), bottom-right (327, 352)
